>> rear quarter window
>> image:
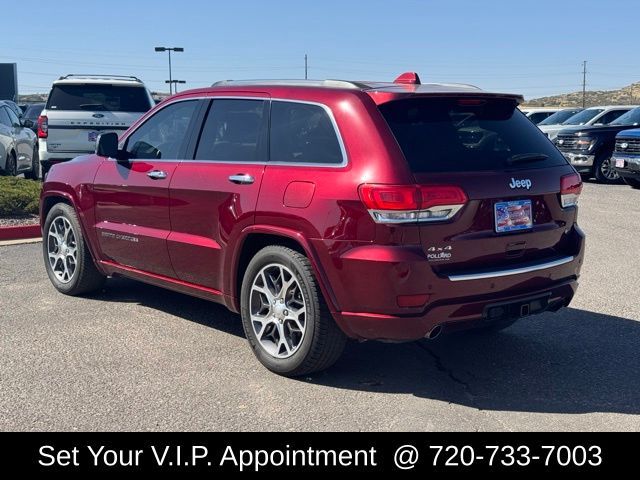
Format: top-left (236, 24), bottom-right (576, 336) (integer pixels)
top-left (379, 97), bottom-right (568, 173)
top-left (46, 84), bottom-right (152, 112)
top-left (270, 101), bottom-right (343, 164)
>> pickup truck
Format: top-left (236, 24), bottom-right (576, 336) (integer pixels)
top-left (554, 107), bottom-right (640, 183)
top-left (611, 128), bottom-right (640, 188)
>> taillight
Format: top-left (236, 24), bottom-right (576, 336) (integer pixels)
top-left (560, 173), bottom-right (582, 208)
top-left (359, 184), bottom-right (467, 224)
top-left (37, 115), bottom-right (48, 138)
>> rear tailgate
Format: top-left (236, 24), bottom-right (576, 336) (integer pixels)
top-left (378, 96), bottom-right (581, 276)
top-left (44, 82), bottom-right (152, 153)
top-left (46, 110), bottom-right (134, 153)
top-left (412, 166), bottom-right (579, 276)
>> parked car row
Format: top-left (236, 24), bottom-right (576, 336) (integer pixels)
top-left (1, 74), bottom-right (154, 179)
top-left (552, 107), bottom-right (640, 183)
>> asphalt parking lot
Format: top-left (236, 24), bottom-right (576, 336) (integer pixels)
top-left (1, 182), bottom-right (639, 432)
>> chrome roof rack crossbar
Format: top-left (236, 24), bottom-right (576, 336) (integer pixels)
top-left (211, 79), bottom-right (368, 89)
top-left (58, 74), bottom-right (142, 82)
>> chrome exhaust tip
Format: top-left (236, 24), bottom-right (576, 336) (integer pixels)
top-left (425, 325), bottom-right (443, 340)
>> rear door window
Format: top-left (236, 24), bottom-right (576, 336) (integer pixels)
top-left (379, 97), bottom-right (568, 173)
top-left (195, 99), bottom-right (268, 162)
top-left (46, 84), bottom-right (152, 112)
top-left (270, 101), bottom-right (343, 164)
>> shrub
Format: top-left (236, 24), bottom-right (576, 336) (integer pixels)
top-left (0, 177), bottom-right (41, 216)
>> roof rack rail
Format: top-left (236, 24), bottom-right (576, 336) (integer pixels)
top-left (211, 79), bottom-right (368, 89)
top-left (58, 74), bottom-right (142, 82)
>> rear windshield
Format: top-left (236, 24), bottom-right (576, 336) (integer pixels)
top-left (46, 84), bottom-right (152, 112)
top-left (538, 109), bottom-right (582, 125)
top-left (379, 97), bottom-right (568, 173)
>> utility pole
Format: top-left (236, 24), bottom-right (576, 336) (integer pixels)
top-left (304, 54), bottom-right (308, 80)
top-left (155, 47), bottom-right (184, 95)
top-left (582, 60), bottom-right (587, 108)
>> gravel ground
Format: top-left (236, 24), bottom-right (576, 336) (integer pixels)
top-left (0, 215), bottom-right (39, 227)
top-left (0, 182), bottom-right (638, 431)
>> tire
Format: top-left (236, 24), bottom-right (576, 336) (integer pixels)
top-left (623, 177), bottom-right (640, 189)
top-left (43, 203), bottom-right (106, 295)
top-left (240, 246), bottom-right (347, 376)
top-left (594, 154), bottom-right (621, 184)
top-left (23, 146), bottom-right (40, 180)
top-left (2, 152), bottom-right (17, 176)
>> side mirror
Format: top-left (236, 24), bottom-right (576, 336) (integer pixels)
top-left (22, 119), bottom-right (34, 128)
top-left (96, 132), bottom-right (120, 158)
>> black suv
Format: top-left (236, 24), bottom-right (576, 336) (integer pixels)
top-left (555, 107), bottom-right (640, 183)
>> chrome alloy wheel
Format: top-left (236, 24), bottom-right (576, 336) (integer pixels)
top-left (249, 263), bottom-right (307, 359)
top-left (47, 216), bottom-right (78, 283)
top-left (600, 157), bottom-right (620, 181)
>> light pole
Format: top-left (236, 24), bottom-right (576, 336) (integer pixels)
top-left (166, 80), bottom-right (186, 93)
top-left (154, 47), bottom-right (184, 94)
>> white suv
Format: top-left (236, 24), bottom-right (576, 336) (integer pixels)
top-left (38, 74), bottom-right (154, 175)
top-left (539, 105), bottom-right (637, 141)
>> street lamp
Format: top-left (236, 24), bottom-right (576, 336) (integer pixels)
top-left (154, 47), bottom-right (184, 94)
top-left (165, 80), bottom-right (186, 93)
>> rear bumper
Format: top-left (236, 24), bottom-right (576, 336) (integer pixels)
top-left (39, 139), bottom-right (90, 165)
top-left (335, 279), bottom-right (577, 341)
top-left (322, 226), bottom-right (585, 341)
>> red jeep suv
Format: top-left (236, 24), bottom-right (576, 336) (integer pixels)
top-left (40, 73), bottom-right (585, 376)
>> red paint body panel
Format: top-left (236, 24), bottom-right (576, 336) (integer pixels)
top-left (93, 160), bottom-right (179, 278)
top-left (39, 82), bottom-right (585, 342)
top-left (168, 161), bottom-right (265, 290)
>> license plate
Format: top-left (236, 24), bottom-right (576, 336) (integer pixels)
top-left (495, 199), bottom-right (533, 233)
top-left (88, 131), bottom-right (99, 142)
top-left (614, 157), bottom-right (626, 168)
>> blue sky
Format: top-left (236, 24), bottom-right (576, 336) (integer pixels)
top-left (3, 0), bottom-right (639, 100)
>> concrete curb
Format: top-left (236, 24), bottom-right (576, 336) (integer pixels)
top-left (0, 224), bottom-right (41, 242)
top-left (0, 237), bottom-right (42, 246)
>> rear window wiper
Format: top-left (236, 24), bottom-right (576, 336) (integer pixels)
top-left (506, 153), bottom-right (549, 165)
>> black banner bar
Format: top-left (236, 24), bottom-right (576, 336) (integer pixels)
top-left (0, 432), bottom-right (635, 476)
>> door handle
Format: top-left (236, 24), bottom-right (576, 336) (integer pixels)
top-left (147, 170), bottom-right (168, 180)
top-left (228, 174), bottom-right (255, 185)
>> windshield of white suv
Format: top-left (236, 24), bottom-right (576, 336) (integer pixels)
top-left (561, 109), bottom-right (603, 125)
top-left (46, 84), bottom-right (152, 112)
top-left (610, 107), bottom-right (640, 126)
top-left (538, 109), bottom-right (582, 125)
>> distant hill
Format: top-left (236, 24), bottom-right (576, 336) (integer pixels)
top-left (523, 82), bottom-right (640, 107)
top-left (18, 93), bottom-right (47, 103)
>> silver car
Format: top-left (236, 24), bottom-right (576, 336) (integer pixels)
top-left (0, 100), bottom-right (39, 179)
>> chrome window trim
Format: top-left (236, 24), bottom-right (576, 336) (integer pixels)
top-left (447, 256), bottom-right (575, 282)
top-left (114, 96), bottom-right (349, 168)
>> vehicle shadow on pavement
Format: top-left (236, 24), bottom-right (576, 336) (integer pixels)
top-left (312, 307), bottom-right (640, 415)
top-left (89, 277), bottom-right (245, 338)
top-left (90, 279), bottom-right (639, 414)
